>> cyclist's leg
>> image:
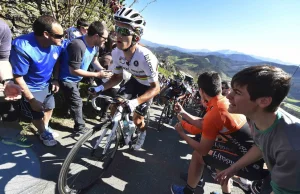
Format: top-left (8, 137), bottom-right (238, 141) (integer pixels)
top-left (131, 100), bottom-right (151, 150)
top-left (134, 100), bottom-right (151, 131)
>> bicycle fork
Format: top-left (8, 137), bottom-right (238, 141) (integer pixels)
top-left (93, 106), bottom-right (123, 155)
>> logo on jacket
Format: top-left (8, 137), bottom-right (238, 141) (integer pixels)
top-left (134, 60), bottom-right (139, 67)
top-left (53, 52), bottom-right (58, 60)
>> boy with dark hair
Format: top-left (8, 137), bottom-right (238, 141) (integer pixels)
top-left (216, 65), bottom-right (300, 194)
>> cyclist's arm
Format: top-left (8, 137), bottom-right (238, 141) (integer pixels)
top-left (136, 81), bottom-right (160, 104)
top-left (135, 51), bottom-right (160, 104)
top-left (102, 73), bottom-right (123, 90)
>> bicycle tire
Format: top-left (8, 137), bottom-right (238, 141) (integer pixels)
top-left (157, 105), bottom-right (168, 131)
top-left (58, 123), bottom-right (120, 194)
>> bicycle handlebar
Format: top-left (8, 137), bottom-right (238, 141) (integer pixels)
top-left (90, 94), bottom-right (128, 111)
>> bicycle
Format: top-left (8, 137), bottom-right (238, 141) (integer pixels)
top-left (58, 94), bottom-right (150, 194)
top-left (157, 96), bottom-right (179, 131)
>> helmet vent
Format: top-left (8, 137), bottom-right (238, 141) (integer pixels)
top-left (125, 9), bottom-right (133, 16)
top-left (131, 13), bottom-right (139, 18)
top-left (135, 19), bottom-right (143, 24)
top-left (119, 7), bottom-right (126, 16)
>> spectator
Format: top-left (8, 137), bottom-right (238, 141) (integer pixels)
top-left (171, 71), bottom-right (266, 194)
top-left (10, 15), bottom-right (68, 146)
top-left (65, 18), bottom-right (89, 41)
top-left (216, 65), bottom-right (300, 194)
top-left (0, 19), bottom-right (22, 101)
top-left (59, 21), bottom-right (112, 134)
top-left (0, 19), bottom-right (31, 147)
top-left (221, 80), bottom-right (231, 96)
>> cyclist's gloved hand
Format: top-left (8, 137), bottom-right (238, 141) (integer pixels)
top-left (88, 85), bottom-right (104, 94)
top-left (127, 99), bottom-right (139, 113)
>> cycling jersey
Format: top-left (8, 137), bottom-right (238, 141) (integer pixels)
top-left (112, 45), bottom-right (158, 86)
top-left (182, 95), bottom-right (252, 155)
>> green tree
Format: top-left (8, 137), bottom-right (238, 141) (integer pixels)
top-left (0, 0), bottom-right (158, 37)
top-left (0, 0), bottom-right (117, 36)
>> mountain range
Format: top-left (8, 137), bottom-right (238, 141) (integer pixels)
top-left (140, 39), bottom-right (297, 66)
top-left (139, 39), bottom-right (300, 101)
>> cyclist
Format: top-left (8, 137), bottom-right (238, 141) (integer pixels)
top-left (91, 7), bottom-right (160, 150)
top-left (160, 73), bottom-right (187, 105)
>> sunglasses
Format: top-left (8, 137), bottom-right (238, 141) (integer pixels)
top-left (99, 34), bottom-right (108, 41)
top-left (115, 26), bottom-right (135, 36)
top-left (48, 32), bottom-right (64, 39)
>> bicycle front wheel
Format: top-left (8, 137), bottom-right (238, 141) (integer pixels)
top-left (58, 122), bottom-right (120, 194)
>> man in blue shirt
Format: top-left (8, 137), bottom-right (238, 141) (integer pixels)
top-left (59, 21), bottom-right (112, 133)
top-left (65, 18), bottom-right (89, 41)
top-left (10, 15), bottom-right (67, 146)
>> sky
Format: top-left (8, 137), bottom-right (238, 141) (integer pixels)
top-left (131, 0), bottom-right (300, 64)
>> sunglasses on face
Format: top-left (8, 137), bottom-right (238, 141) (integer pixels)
top-left (99, 34), bottom-right (108, 41)
top-left (48, 32), bottom-right (64, 39)
top-left (115, 26), bottom-right (135, 36)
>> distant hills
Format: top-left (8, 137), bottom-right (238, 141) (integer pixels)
top-left (140, 39), bottom-right (297, 66)
top-left (140, 40), bottom-right (300, 101)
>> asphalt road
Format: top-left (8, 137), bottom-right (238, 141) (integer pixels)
top-left (0, 104), bottom-right (245, 194)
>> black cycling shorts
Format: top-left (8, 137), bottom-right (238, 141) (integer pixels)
top-left (202, 140), bottom-right (268, 181)
top-left (117, 77), bottom-right (152, 116)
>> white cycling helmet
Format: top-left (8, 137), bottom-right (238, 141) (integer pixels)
top-left (114, 7), bottom-right (146, 31)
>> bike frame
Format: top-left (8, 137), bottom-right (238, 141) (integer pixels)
top-left (91, 95), bottom-right (131, 155)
